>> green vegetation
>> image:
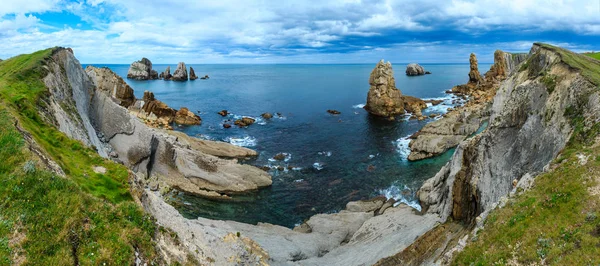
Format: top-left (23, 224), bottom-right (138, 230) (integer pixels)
top-left (0, 49), bottom-right (159, 264)
top-left (0, 48), bottom-right (130, 203)
top-left (537, 43), bottom-right (600, 86)
top-left (541, 73), bottom-right (557, 94)
top-left (453, 44), bottom-right (600, 265)
top-left (583, 52), bottom-right (600, 61)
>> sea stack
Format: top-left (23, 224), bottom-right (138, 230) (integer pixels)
top-left (405, 63), bottom-right (426, 76)
top-left (468, 53), bottom-right (483, 85)
top-left (159, 66), bottom-right (172, 80)
top-left (189, 67), bottom-right (198, 80)
top-left (364, 60), bottom-right (404, 118)
top-left (127, 58), bottom-right (159, 80)
top-left (171, 62), bottom-right (188, 81)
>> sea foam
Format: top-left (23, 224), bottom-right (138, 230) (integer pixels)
top-left (225, 136), bottom-right (257, 147)
top-left (393, 135), bottom-right (412, 160)
top-left (379, 184), bottom-right (422, 212)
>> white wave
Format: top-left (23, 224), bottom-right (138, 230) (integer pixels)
top-left (318, 151), bottom-right (332, 157)
top-left (291, 167), bottom-right (302, 171)
top-left (294, 179), bottom-right (304, 183)
top-left (195, 134), bottom-right (215, 141)
top-left (368, 154), bottom-right (375, 159)
top-left (230, 114), bottom-right (267, 126)
top-left (379, 184), bottom-right (422, 212)
top-left (353, 103), bottom-right (366, 109)
top-left (393, 135), bottom-right (412, 160)
top-left (224, 136), bottom-right (257, 147)
top-left (313, 162), bottom-right (324, 171)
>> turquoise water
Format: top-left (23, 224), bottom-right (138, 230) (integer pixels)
top-left (91, 63), bottom-right (490, 228)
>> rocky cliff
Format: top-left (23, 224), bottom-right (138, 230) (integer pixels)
top-left (418, 43), bottom-right (600, 223)
top-left (408, 49), bottom-right (528, 161)
top-left (171, 62), bottom-right (188, 81)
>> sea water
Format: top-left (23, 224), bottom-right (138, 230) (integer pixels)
top-left (91, 63), bottom-right (490, 228)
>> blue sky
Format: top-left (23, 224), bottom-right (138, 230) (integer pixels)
top-left (1, 0), bottom-right (599, 64)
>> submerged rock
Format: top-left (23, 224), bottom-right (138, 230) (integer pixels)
top-left (327, 109), bottom-right (341, 115)
top-left (223, 123), bottom-right (231, 128)
top-left (175, 107), bottom-right (202, 125)
top-left (127, 57), bottom-right (159, 80)
top-left (234, 117), bottom-right (256, 127)
top-left (189, 67), bottom-right (198, 80)
top-left (364, 60), bottom-right (405, 118)
top-left (405, 63), bottom-right (426, 76)
top-left (218, 110), bottom-right (229, 116)
top-left (261, 112), bottom-right (273, 119)
top-left (172, 62), bottom-right (188, 81)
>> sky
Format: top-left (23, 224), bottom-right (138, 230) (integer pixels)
top-left (0, 0), bottom-right (599, 64)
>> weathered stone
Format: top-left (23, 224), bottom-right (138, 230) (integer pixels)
top-left (159, 66), bottom-right (172, 80)
top-left (189, 67), bottom-right (198, 80)
top-left (364, 60), bottom-right (404, 117)
top-left (402, 95), bottom-right (427, 117)
top-left (86, 66), bottom-right (135, 108)
top-left (468, 53), bottom-right (483, 85)
top-left (174, 107), bottom-right (201, 125)
top-left (234, 117), bottom-right (256, 127)
top-left (345, 196), bottom-right (386, 213)
top-left (261, 112), bottom-right (273, 119)
top-left (405, 63), bottom-right (426, 76)
top-left (127, 58), bottom-right (158, 80)
top-left (172, 62), bottom-right (188, 81)
top-left (218, 110), bottom-right (228, 116)
top-left (327, 109), bottom-right (341, 115)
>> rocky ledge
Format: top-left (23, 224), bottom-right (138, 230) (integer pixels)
top-left (407, 50), bottom-right (528, 161)
top-left (127, 57), bottom-right (159, 80)
top-left (364, 60), bottom-right (428, 119)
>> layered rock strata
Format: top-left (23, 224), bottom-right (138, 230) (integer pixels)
top-left (127, 57), bottom-right (159, 80)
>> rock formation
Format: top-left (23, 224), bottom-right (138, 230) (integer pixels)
top-left (364, 60), bottom-right (405, 118)
top-left (127, 57), bottom-right (159, 80)
top-left (171, 62), bottom-right (188, 81)
top-left (136, 91), bottom-right (177, 127)
top-left (87, 67), bottom-right (135, 108)
top-left (234, 117), bottom-right (255, 127)
top-left (402, 96), bottom-right (427, 118)
top-left (189, 67), bottom-right (198, 80)
top-left (174, 107), bottom-right (201, 125)
top-left (468, 53), bottom-right (483, 85)
top-left (261, 112), bottom-right (273, 119)
top-left (409, 49), bottom-right (528, 161)
top-left (159, 66), bottom-right (172, 80)
top-left (405, 63), bottom-right (426, 76)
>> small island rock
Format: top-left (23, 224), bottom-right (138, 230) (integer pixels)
top-left (364, 60), bottom-right (404, 117)
top-left (127, 58), bottom-right (159, 80)
top-left (171, 62), bottom-right (188, 81)
top-left (405, 63), bottom-right (426, 76)
top-left (190, 67), bottom-right (198, 80)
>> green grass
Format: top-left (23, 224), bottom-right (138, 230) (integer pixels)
top-left (583, 52), bottom-right (600, 61)
top-left (0, 107), bottom-right (158, 265)
top-left (0, 48), bottom-right (130, 203)
top-left (536, 43), bottom-right (600, 86)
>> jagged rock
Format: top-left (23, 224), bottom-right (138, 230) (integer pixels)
top-left (234, 117), bottom-right (256, 127)
top-left (402, 95), bottom-right (427, 117)
top-left (218, 110), bottom-right (229, 116)
top-left (127, 58), bottom-right (159, 80)
top-left (261, 113), bottom-right (273, 119)
top-left (189, 67), bottom-right (198, 80)
top-left (159, 66), bottom-right (172, 80)
top-left (327, 109), bottom-right (341, 115)
top-left (174, 107), bottom-right (201, 125)
top-left (172, 62), bottom-right (188, 81)
top-left (200, 75), bottom-right (209, 80)
top-left (139, 91), bottom-right (177, 126)
top-left (86, 66), bottom-right (135, 108)
top-left (405, 63), bottom-right (426, 76)
top-left (468, 53), bottom-right (483, 84)
top-left (273, 153), bottom-right (286, 161)
top-left (364, 60), bottom-right (404, 117)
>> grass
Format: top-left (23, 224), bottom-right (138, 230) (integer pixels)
top-left (0, 107), bottom-right (158, 265)
top-left (453, 44), bottom-right (600, 265)
top-left (583, 52), bottom-right (600, 61)
top-left (0, 48), bottom-right (160, 264)
top-left (0, 48), bottom-right (130, 203)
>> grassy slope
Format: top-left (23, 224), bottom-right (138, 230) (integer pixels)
top-left (0, 49), bottom-right (158, 264)
top-left (584, 52), bottom-right (600, 61)
top-left (453, 45), bottom-right (600, 265)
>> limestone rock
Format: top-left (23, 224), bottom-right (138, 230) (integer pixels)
top-left (405, 63), bottom-right (426, 76)
top-left (174, 107), bottom-right (201, 125)
top-left (139, 90), bottom-right (177, 126)
top-left (189, 67), bottom-right (198, 80)
top-left (127, 57), bottom-right (158, 80)
top-left (159, 66), bottom-right (172, 80)
top-left (234, 117), bottom-right (256, 127)
top-left (468, 53), bottom-right (483, 84)
top-left (402, 95), bottom-right (427, 117)
top-left (261, 112), bottom-right (273, 119)
top-left (345, 196), bottom-right (386, 213)
top-left (364, 60), bottom-right (404, 117)
top-left (172, 62), bottom-right (188, 81)
top-left (86, 66), bottom-right (135, 108)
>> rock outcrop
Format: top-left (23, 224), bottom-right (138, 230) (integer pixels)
top-left (189, 67), bottom-right (198, 80)
top-left (171, 62), bottom-right (188, 81)
top-left (127, 58), bottom-right (159, 80)
top-left (418, 43), bottom-right (600, 224)
top-left (234, 117), bottom-right (255, 127)
top-left (133, 91), bottom-right (177, 128)
top-left (364, 60), bottom-right (405, 118)
top-left (159, 66), bottom-right (172, 80)
top-left (406, 63), bottom-right (426, 76)
top-left (402, 95), bottom-right (427, 118)
top-left (174, 107), bottom-right (201, 125)
top-left (87, 67), bottom-right (135, 108)
top-left (409, 49), bottom-right (528, 161)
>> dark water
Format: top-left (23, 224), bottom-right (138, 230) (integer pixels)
top-left (90, 63), bottom-right (490, 228)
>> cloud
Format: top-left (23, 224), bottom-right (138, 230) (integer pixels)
top-left (0, 0), bottom-right (598, 63)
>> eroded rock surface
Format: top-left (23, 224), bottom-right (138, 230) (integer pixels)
top-left (159, 66), bottom-right (172, 80)
top-left (189, 67), bottom-right (198, 80)
top-left (174, 107), bottom-right (201, 125)
top-left (127, 58), bottom-right (159, 80)
top-left (364, 60), bottom-right (405, 117)
top-left (171, 62), bottom-right (188, 81)
top-left (406, 63), bottom-right (426, 76)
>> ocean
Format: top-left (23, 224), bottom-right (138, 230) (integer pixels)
top-left (89, 63), bottom-right (491, 228)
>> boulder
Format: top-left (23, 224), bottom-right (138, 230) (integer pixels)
top-left (172, 62), bottom-right (188, 81)
top-left (159, 66), bottom-right (172, 80)
top-left (345, 196), bottom-right (386, 213)
top-left (327, 109), bottom-right (341, 115)
top-left (200, 75), bottom-right (210, 80)
top-left (364, 60), bottom-right (404, 117)
top-left (175, 107), bottom-right (202, 125)
top-left (189, 67), bottom-right (198, 80)
top-left (234, 117), bottom-right (256, 127)
top-left (405, 63), bottom-right (425, 76)
top-left (218, 110), bottom-right (229, 116)
top-left (127, 57), bottom-right (159, 80)
top-left (261, 112), bottom-right (273, 119)
top-left (223, 123), bottom-right (231, 128)
top-left (402, 95), bottom-right (427, 117)
top-left (273, 153), bottom-right (287, 161)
